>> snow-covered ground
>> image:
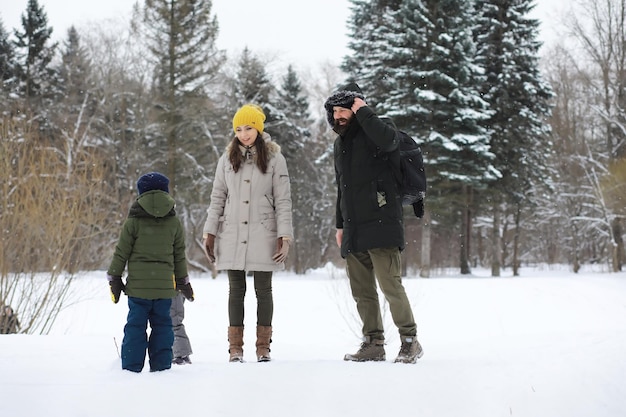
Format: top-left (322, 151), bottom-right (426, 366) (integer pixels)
top-left (1, 264), bottom-right (625, 417)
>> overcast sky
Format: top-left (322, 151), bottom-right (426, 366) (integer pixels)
top-left (1, 0), bottom-right (352, 71)
top-left (1, 0), bottom-right (567, 71)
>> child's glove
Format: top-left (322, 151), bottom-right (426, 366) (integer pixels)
top-left (108, 275), bottom-right (125, 304)
top-left (175, 276), bottom-right (195, 301)
top-left (272, 237), bottom-right (290, 263)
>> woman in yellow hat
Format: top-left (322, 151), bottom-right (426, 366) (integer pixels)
top-left (202, 104), bottom-right (294, 362)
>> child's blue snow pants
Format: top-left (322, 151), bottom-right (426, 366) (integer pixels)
top-left (121, 297), bottom-right (173, 372)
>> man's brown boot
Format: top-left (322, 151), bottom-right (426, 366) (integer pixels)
top-left (228, 326), bottom-right (244, 362)
top-left (394, 336), bottom-right (423, 364)
top-left (344, 336), bottom-right (386, 362)
top-left (256, 325), bottom-right (272, 362)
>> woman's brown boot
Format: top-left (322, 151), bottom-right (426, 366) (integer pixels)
top-left (228, 326), bottom-right (244, 362)
top-left (256, 325), bottom-right (272, 362)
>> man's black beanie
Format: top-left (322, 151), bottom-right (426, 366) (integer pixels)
top-left (324, 82), bottom-right (365, 126)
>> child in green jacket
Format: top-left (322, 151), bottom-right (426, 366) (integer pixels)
top-left (107, 172), bottom-right (194, 372)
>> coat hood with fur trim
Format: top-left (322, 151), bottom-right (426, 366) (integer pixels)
top-left (225, 132), bottom-right (281, 157)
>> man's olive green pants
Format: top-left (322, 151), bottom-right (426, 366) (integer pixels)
top-left (346, 247), bottom-right (417, 340)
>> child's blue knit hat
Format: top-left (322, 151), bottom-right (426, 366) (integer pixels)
top-left (137, 172), bottom-right (169, 195)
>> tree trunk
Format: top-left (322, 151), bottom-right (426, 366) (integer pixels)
top-left (293, 239), bottom-right (302, 275)
top-left (612, 217), bottom-right (624, 272)
top-left (460, 186), bottom-right (471, 274)
top-left (571, 222), bottom-right (580, 273)
top-left (491, 201), bottom-right (501, 277)
top-left (512, 204), bottom-right (521, 276)
top-left (475, 228), bottom-right (483, 268)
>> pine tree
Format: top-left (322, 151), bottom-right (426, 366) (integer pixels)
top-left (475, 0), bottom-right (553, 199)
top-left (271, 65), bottom-right (309, 159)
top-left (132, 0), bottom-right (224, 196)
top-left (272, 65), bottom-right (319, 273)
top-left (228, 48), bottom-right (277, 136)
top-left (58, 26), bottom-right (93, 108)
top-left (0, 19), bottom-right (15, 84)
top-left (343, 0), bottom-right (497, 274)
top-left (0, 18), bottom-right (16, 113)
top-left (344, 0), bottom-right (498, 191)
top-left (131, 0), bottom-right (226, 268)
top-left (384, 0), bottom-right (496, 185)
top-left (474, 0), bottom-right (554, 275)
top-left (232, 47), bottom-right (274, 106)
top-left (342, 0), bottom-right (405, 108)
top-left (12, 0), bottom-right (58, 100)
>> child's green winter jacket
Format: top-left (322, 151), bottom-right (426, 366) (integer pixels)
top-left (107, 190), bottom-right (188, 300)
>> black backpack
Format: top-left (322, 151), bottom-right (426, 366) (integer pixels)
top-left (391, 131), bottom-right (427, 215)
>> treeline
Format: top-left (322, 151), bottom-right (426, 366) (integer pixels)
top-left (1, 0), bottom-right (340, 280)
top-left (1, 0), bottom-right (625, 282)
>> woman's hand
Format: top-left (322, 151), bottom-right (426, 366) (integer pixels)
top-left (272, 237), bottom-right (290, 263)
top-left (204, 234), bottom-right (216, 263)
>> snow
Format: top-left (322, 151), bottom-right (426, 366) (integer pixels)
top-left (1, 264), bottom-right (626, 417)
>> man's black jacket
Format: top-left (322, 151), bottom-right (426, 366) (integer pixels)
top-left (333, 106), bottom-right (404, 258)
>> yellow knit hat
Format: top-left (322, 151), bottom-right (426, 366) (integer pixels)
top-left (232, 104), bottom-right (266, 134)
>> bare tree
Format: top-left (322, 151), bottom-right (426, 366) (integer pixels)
top-left (564, 0), bottom-right (626, 271)
top-left (0, 116), bottom-right (112, 334)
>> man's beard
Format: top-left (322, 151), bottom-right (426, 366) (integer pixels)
top-left (333, 116), bottom-right (353, 135)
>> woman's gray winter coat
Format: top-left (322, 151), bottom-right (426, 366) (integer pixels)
top-left (203, 133), bottom-right (293, 271)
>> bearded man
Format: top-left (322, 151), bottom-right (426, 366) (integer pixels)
top-left (324, 82), bottom-right (423, 364)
